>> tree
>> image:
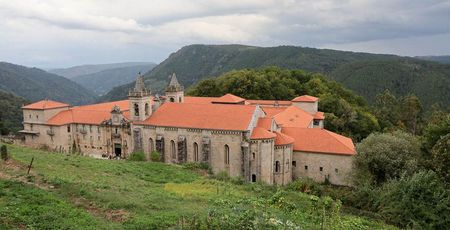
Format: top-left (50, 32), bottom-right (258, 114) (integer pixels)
top-left (353, 131), bottom-right (421, 185)
top-left (377, 171), bottom-right (450, 229)
top-left (430, 133), bottom-right (450, 183)
top-left (1, 145), bottom-right (8, 160)
top-left (399, 94), bottom-right (422, 135)
top-left (373, 90), bottom-right (399, 130)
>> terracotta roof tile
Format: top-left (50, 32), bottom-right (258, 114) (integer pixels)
top-left (292, 95), bottom-right (319, 102)
top-left (138, 103), bottom-right (256, 131)
top-left (274, 131), bottom-right (295, 145)
top-left (184, 96), bottom-right (217, 104)
top-left (273, 106), bottom-right (313, 128)
top-left (246, 99), bottom-right (292, 106)
top-left (22, 100), bottom-right (69, 110)
top-left (212, 93), bottom-right (245, 104)
top-left (257, 117), bottom-right (273, 130)
top-left (262, 107), bottom-right (286, 117)
top-left (251, 127), bottom-right (276, 140)
top-left (282, 127), bottom-right (355, 155)
top-left (46, 100), bottom-right (131, 125)
top-left (314, 111), bottom-right (325, 120)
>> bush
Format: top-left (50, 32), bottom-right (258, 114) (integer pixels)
top-left (182, 162), bottom-right (210, 171)
top-left (129, 151), bottom-right (146, 161)
top-left (150, 151), bottom-right (161, 162)
top-left (377, 171), bottom-right (450, 228)
top-left (0, 145), bottom-right (8, 160)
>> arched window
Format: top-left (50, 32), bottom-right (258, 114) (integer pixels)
top-left (275, 161), bottom-right (280, 173)
top-left (224, 144), bottom-right (230, 165)
top-left (149, 138), bottom-right (154, 153)
top-left (252, 152), bottom-right (255, 160)
top-left (134, 103), bottom-right (139, 116)
top-left (170, 97), bottom-right (175, 102)
top-left (193, 142), bottom-right (199, 162)
top-left (171, 140), bottom-right (176, 160)
top-left (145, 103), bottom-right (149, 116)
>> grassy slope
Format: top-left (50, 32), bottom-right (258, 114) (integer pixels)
top-left (0, 145), bottom-right (395, 229)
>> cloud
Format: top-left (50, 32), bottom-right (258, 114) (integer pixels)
top-left (0, 0), bottom-right (449, 67)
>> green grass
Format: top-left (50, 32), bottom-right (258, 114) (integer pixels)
top-left (0, 144), bottom-right (396, 229)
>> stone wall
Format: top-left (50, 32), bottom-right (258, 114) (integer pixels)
top-left (292, 151), bottom-right (353, 186)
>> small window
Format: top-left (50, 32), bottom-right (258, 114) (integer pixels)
top-left (29, 114), bottom-right (31, 119)
top-left (305, 165), bottom-right (308, 170)
top-left (335, 168), bottom-right (339, 174)
top-left (320, 167), bottom-right (323, 172)
top-left (251, 174), bottom-right (256, 182)
top-left (252, 152), bottom-right (256, 160)
top-left (313, 120), bottom-right (320, 126)
top-left (275, 161), bottom-right (280, 173)
top-left (292, 161), bottom-right (296, 167)
top-left (178, 97), bottom-right (182, 102)
top-left (67, 125), bottom-right (71, 133)
top-left (89, 125), bottom-right (92, 133)
top-left (115, 128), bottom-right (118, 134)
top-left (36, 115), bottom-right (39, 119)
top-left (97, 127), bottom-right (101, 133)
top-left (170, 97), bottom-right (175, 102)
top-left (224, 145), bottom-right (230, 165)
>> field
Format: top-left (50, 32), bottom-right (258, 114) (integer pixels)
top-left (0, 144), bottom-right (395, 229)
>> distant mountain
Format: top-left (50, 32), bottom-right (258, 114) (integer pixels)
top-left (0, 62), bottom-right (97, 105)
top-left (0, 90), bottom-right (28, 133)
top-left (71, 63), bottom-right (156, 96)
top-left (100, 44), bottom-right (450, 108)
top-left (48, 62), bottom-right (154, 79)
top-left (416, 55), bottom-right (450, 64)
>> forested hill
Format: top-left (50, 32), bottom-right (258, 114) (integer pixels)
top-left (0, 62), bottom-right (97, 105)
top-left (416, 55), bottom-right (450, 64)
top-left (0, 90), bottom-right (28, 134)
top-left (99, 44), bottom-right (450, 108)
top-left (48, 62), bottom-right (154, 79)
top-left (71, 63), bottom-right (156, 96)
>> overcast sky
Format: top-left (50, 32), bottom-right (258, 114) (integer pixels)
top-left (1, 0), bottom-right (449, 68)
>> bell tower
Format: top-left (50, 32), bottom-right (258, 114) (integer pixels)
top-left (165, 73), bottom-right (184, 103)
top-left (128, 74), bottom-right (153, 121)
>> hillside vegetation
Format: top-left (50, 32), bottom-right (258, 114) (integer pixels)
top-left (188, 67), bottom-right (379, 141)
top-left (0, 145), bottom-right (394, 229)
top-left (99, 45), bottom-right (450, 108)
top-left (0, 62), bottom-right (97, 105)
top-left (48, 62), bottom-right (154, 79)
top-left (72, 63), bottom-right (156, 96)
top-left (0, 91), bottom-right (27, 134)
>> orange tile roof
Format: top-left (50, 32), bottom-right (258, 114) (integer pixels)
top-left (282, 127), bottom-right (355, 155)
top-left (257, 117), bottom-right (273, 130)
top-left (212, 93), bottom-right (245, 104)
top-left (184, 96), bottom-right (217, 104)
top-left (137, 103), bottom-right (256, 131)
top-left (22, 100), bottom-right (70, 110)
top-left (46, 99), bottom-right (131, 125)
top-left (274, 131), bottom-right (295, 145)
top-left (314, 111), bottom-right (325, 120)
top-left (72, 100), bottom-right (130, 112)
top-left (273, 106), bottom-right (313, 128)
top-left (246, 99), bottom-right (292, 106)
top-left (251, 127), bottom-right (276, 140)
top-left (262, 106), bottom-right (286, 117)
top-left (292, 95), bottom-right (319, 102)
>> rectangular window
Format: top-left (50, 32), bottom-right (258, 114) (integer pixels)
top-left (335, 168), bottom-right (339, 174)
top-left (304, 165), bottom-right (308, 170)
top-left (67, 125), bottom-right (71, 133)
top-left (313, 120), bottom-right (320, 126)
top-left (320, 167), bottom-right (323, 172)
top-left (292, 161), bottom-right (296, 167)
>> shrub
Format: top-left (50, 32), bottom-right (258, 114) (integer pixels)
top-left (213, 171), bottom-right (230, 181)
top-left (377, 170), bottom-right (450, 228)
top-left (0, 145), bottom-right (8, 160)
top-left (129, 151), bottom-right (146, 161)
top-left (150, 151), bottom-right (161, 162)
top-left (182, 162), bottom-right (210, 171)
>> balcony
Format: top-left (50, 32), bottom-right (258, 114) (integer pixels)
top-left (46, 129), bottom-right (55, 136)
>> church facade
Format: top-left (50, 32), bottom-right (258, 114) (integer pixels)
top-left (20, 74), bottom-right (356, 186)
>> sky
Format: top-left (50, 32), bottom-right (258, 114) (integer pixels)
top-left (0, 0), bottom-right (449, 68)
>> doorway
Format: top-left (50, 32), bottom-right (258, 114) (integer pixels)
top-left (114, 143), bottom-right (122, 158)
top-left (251, 174), bottom-right (256, 182)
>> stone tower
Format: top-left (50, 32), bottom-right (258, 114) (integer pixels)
top-left (165, 73), bottom-right (184, 103)
top-left (128, 74), bottom-right (153, 121)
